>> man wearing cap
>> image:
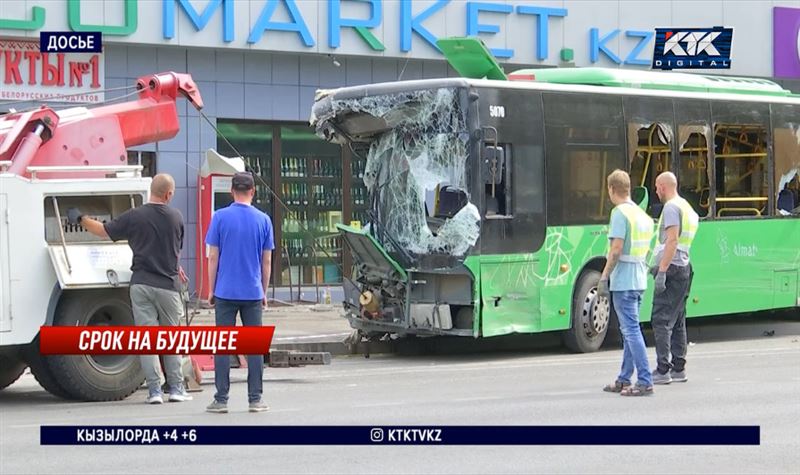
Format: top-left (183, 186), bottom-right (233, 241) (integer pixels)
top-left (204, 172), bottom-right (274, 413)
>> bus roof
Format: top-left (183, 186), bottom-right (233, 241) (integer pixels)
top-left (508, 67), bottom-right (793, 97)
top-left (436, 37), bottom-right (794, 98)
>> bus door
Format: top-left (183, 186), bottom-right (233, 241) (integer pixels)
top-left (476, 87), bottom-right (546, 337)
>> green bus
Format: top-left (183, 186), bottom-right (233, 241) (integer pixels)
top-left (310, 41), bottom-right (800, 352)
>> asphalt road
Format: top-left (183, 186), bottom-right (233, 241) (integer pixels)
top-left (1, 329), bottom-right (799, 474)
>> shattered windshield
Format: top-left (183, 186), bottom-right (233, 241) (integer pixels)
top-left (321, 87), bottom-right (480, 260)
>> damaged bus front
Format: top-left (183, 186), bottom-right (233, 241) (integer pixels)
top-left (311, 80), bottom-right (484, 337)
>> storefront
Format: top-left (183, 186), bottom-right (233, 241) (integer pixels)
top-left (2, 0), bottom-right (799, 293)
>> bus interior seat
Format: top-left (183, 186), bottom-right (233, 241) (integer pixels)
top-left (436, 185), bottom-right (469, 219)
top-left (778, 189), bottom-right (796, 213)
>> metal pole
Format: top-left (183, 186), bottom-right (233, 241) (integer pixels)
top-left (51, 197), bottom-right (72, 274)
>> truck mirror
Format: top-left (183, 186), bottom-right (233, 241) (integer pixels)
top-left (632, 186), bottom-right (649, 211)
top-left (482, 146), bottom-right (504, 185)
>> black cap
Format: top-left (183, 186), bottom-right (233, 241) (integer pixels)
top-left (231, 172), bottom-right (255, 191)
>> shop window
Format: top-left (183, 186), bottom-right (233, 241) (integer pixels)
top-left (216, 121), bottom-right (273, 213)
top-left (279, 124), bottom-right (344, 287)
top-left (127, 151), bottom-right (156, 177)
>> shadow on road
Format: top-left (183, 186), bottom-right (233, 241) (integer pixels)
top-left (373, 309), bottom-right (800, 359)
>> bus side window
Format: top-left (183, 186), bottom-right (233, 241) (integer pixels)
top-left (675, 99), bottom-right (713, 218)
top-left (772, 103), bottom-right (800, 216)
top-left (623, 96), bottom-right (675, 219)
top-left (712, 101), bottom-right (771, 218)
top-left (544, 93), bottom-right (626, 225)
top-left (484, 144), bottom-right (510, 216)
top-left (628, 123), bottom-right (671, 218)
top-left (677, 130), bottom-right (711, 218)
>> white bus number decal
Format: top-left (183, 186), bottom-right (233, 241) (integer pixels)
top-left (489, 105), bottom-right (505, 118)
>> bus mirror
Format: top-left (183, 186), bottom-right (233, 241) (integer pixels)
top-left (633, 186), bottom-right (649, 211)
top-left (483, 146), bottom-right (505, 185)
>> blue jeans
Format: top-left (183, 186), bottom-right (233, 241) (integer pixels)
top-left (213, 298), bottom-right (264, 403)
top-left (611, 290), bottom-right (653, 387)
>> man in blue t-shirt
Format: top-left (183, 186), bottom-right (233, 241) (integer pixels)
top-left (204, 172), bottom-right (274, 414)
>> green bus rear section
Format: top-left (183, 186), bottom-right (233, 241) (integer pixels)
top-left (465, 219), bottom-right (799, 338)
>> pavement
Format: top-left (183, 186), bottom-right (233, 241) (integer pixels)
top-left (1, 330), bottom-right (799, 474)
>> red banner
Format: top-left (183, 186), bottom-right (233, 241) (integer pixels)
top-left (39, 326), bottom-right (275, 355)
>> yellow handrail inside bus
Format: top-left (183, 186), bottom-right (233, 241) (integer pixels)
top-left (717, 207), bottom-right (762, 217)
top-left (715, 197), bottom-right (768, 202)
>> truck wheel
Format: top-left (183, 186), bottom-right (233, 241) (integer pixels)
top-left (563, 270), bottom-right (611, 353)
top-left (0, 353), bottom-right (27, 390)
top-left (21, 339), bottom-right (75, 399)
top-left (45, 290), bottom-right (144, 402)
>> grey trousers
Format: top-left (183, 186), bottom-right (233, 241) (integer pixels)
top-left (130, 284), bottom-right (184, 393)
top-left (651, 264), bottom-right (694, 374)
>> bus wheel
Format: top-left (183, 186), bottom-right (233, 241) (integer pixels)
top-left (44, 290), bottom-right (144, 402)
top-left (563, 270), bottom-right (610, 353)
top-left (0, 353), bottom-right (27, 390)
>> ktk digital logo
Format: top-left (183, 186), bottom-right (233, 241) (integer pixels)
top-left (652, 27), bottom-right (733, 70)
top-left (773, 7), bottom-right (800, 78)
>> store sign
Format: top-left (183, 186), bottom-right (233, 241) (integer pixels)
top-left (773, 7), bottom-right (800, 79)
top-left (0, 39), bottom-right (104, 104)
top-left (0, 0), bottom-right (754, 72)
top-left (0, 0), bottom-right (571, 61)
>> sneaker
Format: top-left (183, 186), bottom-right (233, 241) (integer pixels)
top-left (169, 387), bottom-right (194, 402)
top-left (249, 400), bottom-right (269, 413)
top-left (670, 370), bottom-right (688, 382)
top-left (146, 391), bottom-right (164, 404)
top-left (206, 400), bottom-right (228, 413)
top-left (652, 370), bottom-right (672, 385)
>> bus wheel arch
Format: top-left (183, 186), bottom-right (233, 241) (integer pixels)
top-left (563, 265), bottom-right (614, 353)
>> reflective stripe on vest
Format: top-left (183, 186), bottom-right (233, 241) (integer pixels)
top-left (656, 196), bottom-right (699, 253)
top-left (615, 202), bottom-right (655, 263)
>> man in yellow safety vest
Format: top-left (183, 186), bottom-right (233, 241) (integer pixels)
top-left (650, 172), bottom-right (699, 385)
top-left (599, 169), bottom-right (655, 397)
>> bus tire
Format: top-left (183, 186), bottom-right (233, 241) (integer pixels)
top-left (563, 269), bottom-right (611, 353)
top-left (44, 289), bottom-right (144, 402)
top-left (0, 353), bottom-right (27, 390)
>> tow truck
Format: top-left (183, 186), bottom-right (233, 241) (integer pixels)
top-left (0, 72), bottom-right (328, 401)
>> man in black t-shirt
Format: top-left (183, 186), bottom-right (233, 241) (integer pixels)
top-left (68, 174), bottom-right (191, 404)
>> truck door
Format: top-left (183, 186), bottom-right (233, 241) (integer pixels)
top-left (0, 194), bottom-right (10, 332)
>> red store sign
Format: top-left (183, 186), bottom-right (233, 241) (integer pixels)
top-left (0, 39), bottom-right (104, 104)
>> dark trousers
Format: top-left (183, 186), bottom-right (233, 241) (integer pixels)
top-left (651, 264), bottom-right (694, 374)
top-left (213, 298), bottom-right (264, 403)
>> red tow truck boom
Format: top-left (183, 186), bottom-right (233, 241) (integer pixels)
top-left (0, 72), bottom-right (203, 178)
